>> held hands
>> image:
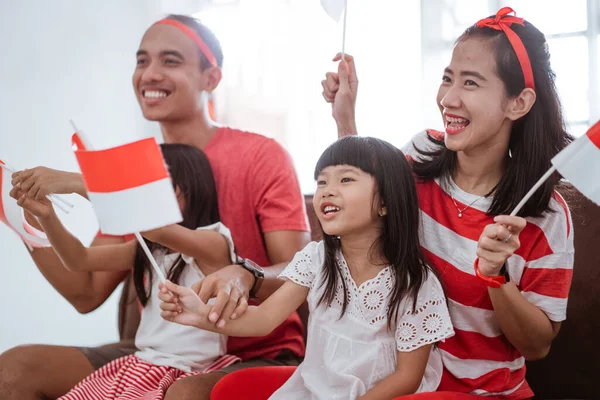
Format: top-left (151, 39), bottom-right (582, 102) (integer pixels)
top-left (158, 280), bottom-right (212, 329)
top-left (476, 215), bottom-right (527, 276)
top-left (190, 265), bottom-right (251, 328)
top-left (11, 167), bottom-right (83, 200)
top-left (9, 184), bottom-right (54, 219)
top-left (321, 53), bottom-right (358, 131)
top-left (159, 265), bottom-right (251, 329)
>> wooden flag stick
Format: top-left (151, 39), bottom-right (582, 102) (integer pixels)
top-left (341, 0), bottom-right (348, 59)
top-left (510, 165), bottom-right (557, 216)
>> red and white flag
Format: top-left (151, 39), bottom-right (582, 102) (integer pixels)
top-left (552, 120), bottom-right (600, 205)
top-left (73, 134), bottom-right (182, 236)
top-left (0, 160), bottom-right (51, 247)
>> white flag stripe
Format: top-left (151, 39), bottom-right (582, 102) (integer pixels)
top-left (321, 0), bottom-right (346, 22)
top-left (552, 132), bottom-right (600, 205)
top-left (88, 177), bottom-right (181, 236)
top-left (0, 166), bottom-right (50, 247)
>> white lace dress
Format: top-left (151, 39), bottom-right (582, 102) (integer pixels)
top-left (271, 241), bottom-right (454, 400)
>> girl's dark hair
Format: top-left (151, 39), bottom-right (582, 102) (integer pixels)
top-left (165, 14), bottom-right (224, 70)
top-left (134, 143), bottom-right (220, 306)
top-left (412, 16), bottom-right (573, 218)
top-left (314, 136), bottom-right (432, 327)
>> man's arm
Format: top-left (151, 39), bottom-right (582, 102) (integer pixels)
top-left (26, 235), bottom-right (129, 314)
top-left (194, 230), bottom-right (310, 328)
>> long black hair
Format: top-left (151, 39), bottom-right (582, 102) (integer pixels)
top-left (134, 143), bottom-right (220, 306)
top-left (314, 136), bottom-right (432, 327)
top-left (412, 14), bottom-right (573, 218)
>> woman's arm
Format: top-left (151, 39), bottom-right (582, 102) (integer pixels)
top-left (359, 345), bottom-right (433, 400)
top-left (477, 215), bottom-right (561, 360)
top-left (159, 279), bottom-right (308, 336)
top-left (321, 53), bottom-right (359, 137)
top-left (143, 224), bottom-right (231, 269)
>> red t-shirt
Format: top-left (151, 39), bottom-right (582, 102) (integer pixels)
top-left (203, 127), bottom-right (310, 361)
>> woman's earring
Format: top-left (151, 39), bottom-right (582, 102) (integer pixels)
top-left (378, 207), bottom-right (387, 217)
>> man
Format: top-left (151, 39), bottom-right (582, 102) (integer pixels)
top-left (0, 15), bottom-right (310, 400)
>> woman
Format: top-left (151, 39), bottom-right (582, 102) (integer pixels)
top-left (320, 7), bottom-right (574, 399)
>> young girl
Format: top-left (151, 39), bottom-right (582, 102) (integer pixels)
top-left (10, 143), bottom-right (240, 400)
top-left (324, 8), bottom-right (575, 399)
top-left (159, 136), bottom-right (454, 399)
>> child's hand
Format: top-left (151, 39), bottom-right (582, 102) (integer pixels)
top-left (11, 167), bottom-right (83, 200)
top-left (158, 280), bottom-right (211, 328)
top-left (9, 185), bottom-right (54, 219)
top-left (476, 215), bottom-right (526, 276)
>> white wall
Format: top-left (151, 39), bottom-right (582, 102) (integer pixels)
top-left (0, 0), bottom-right (161, 353)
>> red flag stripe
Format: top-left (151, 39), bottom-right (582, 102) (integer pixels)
top-left (0, 164), bottom-right (8, 226)
top-left (74, 137), bottom-right (169, 193)
top-left (586, 120), bottom-right (600, 148)
top-left (418, 181), bottom-right (555, 261)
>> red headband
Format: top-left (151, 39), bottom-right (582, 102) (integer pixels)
top-left (154, 19), bottom-right (218, 69)
top-left (476, 7), bottom-right (535, 91)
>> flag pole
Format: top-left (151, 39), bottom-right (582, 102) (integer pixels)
top-left (510, 165), bottom-right (557, 216)
top-left (341, 0), bottom-right (348, 59)
top-left (134, 232), bottom-right (167, 283)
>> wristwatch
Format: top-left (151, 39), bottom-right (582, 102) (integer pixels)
top-left (474, 258), bottom-right (510, 288)
top-left (235, 257), bottom-right (265, 298)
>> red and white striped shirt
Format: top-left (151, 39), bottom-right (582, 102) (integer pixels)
top-left (405, 130), bottom-right (574, 399)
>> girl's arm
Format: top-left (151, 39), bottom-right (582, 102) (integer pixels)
top-left (14, 190), bottom-right (136, 273)
top-left (142, 224), bottom-right (231, 268)
top-left (359, 345), bottom-right (433, 400)
top-left (159, 279), bottom-right (308, 337)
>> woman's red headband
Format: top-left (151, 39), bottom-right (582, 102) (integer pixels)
top-left (476, 7), bottom-right (535, 91)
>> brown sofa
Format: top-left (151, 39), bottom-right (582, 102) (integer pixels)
top-left (115, 187), bottom-right (599, 399)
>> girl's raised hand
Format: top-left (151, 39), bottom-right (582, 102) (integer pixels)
top-left (158, 280), bottom-right (211, 328)
top-left (476, 215), bottom-right (527, 276)
top-left (11, 167), bottom-right (83, 200)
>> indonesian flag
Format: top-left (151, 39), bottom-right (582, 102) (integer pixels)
top-left (0, 160), bottom-right (51, 247)
top-left (73, 134), bottom-right (182, 235)
top-left (321, 0), bottom-right (346, 22)
top-left (552, 120), bottom-right (600, 205)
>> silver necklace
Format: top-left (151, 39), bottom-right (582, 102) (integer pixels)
top-left (451, 196), bottom-right (482, 218)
